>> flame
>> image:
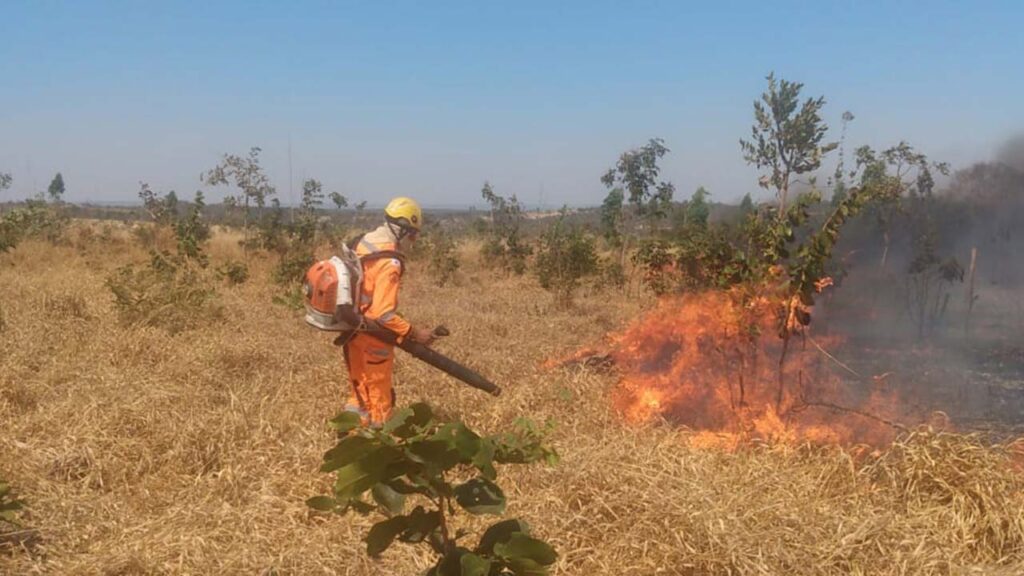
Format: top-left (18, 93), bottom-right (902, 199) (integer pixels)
top-left (603, 289), bottom-right (915, 447)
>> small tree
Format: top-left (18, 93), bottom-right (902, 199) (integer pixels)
top-left (0, 173), bottom-right (12, 218)
top-left (600, 138), bottom-right (675, 217)
top-left (329, 191), bottom-right (348, 210)
top-left (203, 147), bottom-right (276, 253)
top-left (47, 172), bottom-right (66, 203)
top-left (851, 141), bottom-right (949, 270)
top-left (599, 187), bottom-right (624, 247)
top-left (175, 191), bottom-right (210, 265)
top-left (0, 173), bottom-right (11, 204)
top-left (138, 182), bottom-right (179, 227)
top-left (685, 186), bottom-right (711, 229)
top-left (535, 209), bottom-right (599, 303)
top-left (600, 139), bottom-right (675, 292)
top-left (740, 73), bottom-right (837, 213)
top-left (480, 182), bottom-right (531, 275)
top-left (310, 403), bottom-right (559, 575)
top-left (422, 224), bottom-right (461, 287)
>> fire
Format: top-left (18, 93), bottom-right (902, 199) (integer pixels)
top-left (603, 289), bottom-right (913, 447)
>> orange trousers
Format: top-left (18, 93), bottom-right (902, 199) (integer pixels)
top-left (343, 332), bottom-right (396, 426)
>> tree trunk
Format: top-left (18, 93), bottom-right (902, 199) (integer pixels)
top-left (964, 247), bottom-right (977, 340)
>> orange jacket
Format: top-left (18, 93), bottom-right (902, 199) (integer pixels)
top-left (355, 225), bottom-right (411, 340)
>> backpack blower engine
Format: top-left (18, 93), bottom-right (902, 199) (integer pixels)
top-left (302, 250), bottom-right (501, 397)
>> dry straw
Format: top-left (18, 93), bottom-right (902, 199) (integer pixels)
top-left (1, 225), bottom-right (1022, 575)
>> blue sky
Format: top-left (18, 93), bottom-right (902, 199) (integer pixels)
top-left (1, 1), bottom-right (1022, 207)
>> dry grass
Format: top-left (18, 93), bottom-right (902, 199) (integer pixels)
top-left (1, 223), bottom-right (1023, 575)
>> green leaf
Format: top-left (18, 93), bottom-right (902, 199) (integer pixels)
top-left (494, 533), bottom-right (557, 575)
top-left (384, 477), bottom-right (425, 495)
top-left (472, 438), bottom-right (497, 480)
top-left (333, 446), bottom-right (400, 500)
top-left (477, 519), bottom-right (531, 555)
top-left (372, 482), bottom-right (406, 514)
top-left (405, 438), bottom-right (462, 470)
top-left (305, 495), bottom-right (337, 512)
top-left (366, 515), bottom-right (410, 556)
top-left (437, 422), bottom-right (482, 460)
top-left (328, 411), bottom-right (362, 435)
top-left (434, 547), bottom-right (473, 576)
top-left (459, 553), bottom-right (491, 576)
top-left (349, 498), bottom-right (376, 514)
top-left (454, 477), bottom-right (506, 515)
top-left (384, 402), bottom-right (434, 438)
top-left (321, 435), bottom-right (379, 473)
top-left (398, 505), bottom-right (442, 543)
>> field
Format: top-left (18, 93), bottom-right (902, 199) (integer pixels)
top-left (3, 221), bottom-right (1024, 575)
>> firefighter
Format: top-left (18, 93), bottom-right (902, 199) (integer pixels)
top-left (344, 197), bottom-right (436, 426)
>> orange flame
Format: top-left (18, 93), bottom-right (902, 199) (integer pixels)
top-left (605, 289), bottom-right (913, 447)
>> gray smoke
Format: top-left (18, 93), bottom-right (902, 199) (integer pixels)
top-left (996, 134), bottom-right (1024, 172)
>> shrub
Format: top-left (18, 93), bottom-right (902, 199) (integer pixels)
top-left (273, 249), bottom-right (315, 287)
top-left (425, 226), bottom-right (461, 287)
top-left (0, 479), bottom-right (25, 526)
top-left (599, 257), bottom-right (626, 290)
top-left (216, 260), bottom-right (250, 285)
top-left (271, 285), bottom-right (305, 311)
top-left (43, 292), bottom-right (91, 320)
top-left (309, 403), bottom-right (559, 575)
top-left (535, 211), bottom-right (599, 302)
top-left (175, 192), bottom-right (210, 265)
top-left (106, 251), bottom-right (217, 334)
top-left (480, 182), bottom-right (531, 275)
top-left (0, 198), bottom-right (67, 252)
top-left (631, 239), bottom-right (679, 296)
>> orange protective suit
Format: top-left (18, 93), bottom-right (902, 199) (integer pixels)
top-left (343, 225), bottom-right (411, 426)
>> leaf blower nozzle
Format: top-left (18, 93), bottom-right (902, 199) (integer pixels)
top-left (334, 322), bottom-right (501, 397)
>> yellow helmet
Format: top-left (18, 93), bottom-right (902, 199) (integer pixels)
top-left (384, 196), bottom-right (422, 232)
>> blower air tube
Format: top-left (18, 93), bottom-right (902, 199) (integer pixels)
top-left (334, 316), bottom-right (501, 397)
top-left (396, 339), bottom-right (502, 397)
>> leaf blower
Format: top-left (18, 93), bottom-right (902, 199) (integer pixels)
top-left (302, 249), bottom-right (501, 397)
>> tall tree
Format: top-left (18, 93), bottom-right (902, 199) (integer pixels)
top-left (328, 191), bottom-right (348, 210)
top-left (685, 187), bottom-right (711, 229)
top-left (740, 73), bottom-right (837, 213)
top-left (296, 178), bottom-right (325, 245)
top-left (47, 172), bottom-right (65, 203)
top-left (738, 192), bottom-right (754, 216)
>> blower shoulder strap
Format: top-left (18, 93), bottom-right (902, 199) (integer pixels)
top-left (360, 250), bottom-right (406, 276)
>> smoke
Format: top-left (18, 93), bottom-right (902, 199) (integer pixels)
top-left (804, 133), bottom-right (1024, 430)
top-left (996, 134), bottom-right (1024, 172)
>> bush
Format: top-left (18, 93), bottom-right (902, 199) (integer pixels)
top-left (599, 257), bottom-right (627, 290)
top-left (106, 251), bottom-right (218, 334)
top-left (1, 479), bottom-right (25, 526)
top-left (535, 212), bottom-right (599, 302)
top-left (273, 249), bottom-right (314, 287)
top-left (271, 284), bottom-right (305, 311)
top-left (426, 226), bottom-right (461, 287)
top-left (480, 183), bottom-right (532, 275)
top-left (309, 403), bottom-right (559, 575)
top-left (175, 192), bottom-right (210, 265)
top-left (631, 239), bottom-right (680, 296)
top-left (0, 199), bottom-right (67, 252)
top-left (216, 260), bottom-right (250, 285)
